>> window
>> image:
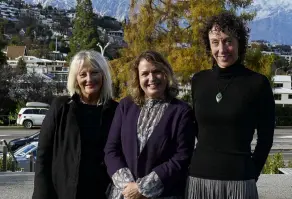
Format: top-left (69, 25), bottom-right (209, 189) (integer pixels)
top-left (14, 144), bottom-right (37, 156)
top-left (274, 94), bottom-right (282, 100)
top-left (56, 67), bottom-right (62, 71)
top-left (40, 109), bottom-right (48, 115)
top-left (23, 109), bottom-right (33, 114)
top-left (289, 95), bottom-right (292, 99)
top-left (274, 83), bottom-right (283, 88)
top-left (32, 109), bottom-right (40, 114)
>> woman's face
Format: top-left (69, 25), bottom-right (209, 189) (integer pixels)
top-left (138, 58), bottom-right (167, 99)
top-left (76, 62), bottom-right (103, 100)
top-left (209, 25), bottom-right (239, 68)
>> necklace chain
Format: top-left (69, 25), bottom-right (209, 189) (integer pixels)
top-left (216, 76), bottom-right (234, 103)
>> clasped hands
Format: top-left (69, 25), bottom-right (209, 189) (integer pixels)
top-left (122, 182), bottom-right (147, 199)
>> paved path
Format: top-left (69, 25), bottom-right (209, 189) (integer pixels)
top-left (0, 173), bottom-right (292, 199)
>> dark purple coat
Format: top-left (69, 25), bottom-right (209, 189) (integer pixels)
top-left (104, 97), bottom-right (196, 197)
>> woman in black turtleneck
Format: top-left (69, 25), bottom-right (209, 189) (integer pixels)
top-left (185, 12), bottom-right (275, 199)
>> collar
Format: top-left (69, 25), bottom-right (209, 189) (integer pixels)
top-left (212, 59), bottom-right (245, 78)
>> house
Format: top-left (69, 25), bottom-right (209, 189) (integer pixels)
top-left (6, 46), bottom-right (27, 60)
top-left (42, 18), bottom-right (53, 27)
top-left (20, 8), bottom-right (29, 17)
top-left (19, 28), bottom-right (25, 36)
top-left (7, 55), bottom-right (68, 85)
top-left (272, 75), bottom-right (292, 106)
top-left (107, 30), bottom-right (127, 47)
top-left (66, 13), bottom-right (75, 22)
top-left (281, 55), bottom-right (292, 63)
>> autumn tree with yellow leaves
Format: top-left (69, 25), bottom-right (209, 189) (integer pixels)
top-left (110, 0), bottom-right (273, 99)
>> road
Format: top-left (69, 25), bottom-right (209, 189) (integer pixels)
top-left (0, 127), bottom-right (39, 142)
top-left (0, 127), bottom-right (292, 160)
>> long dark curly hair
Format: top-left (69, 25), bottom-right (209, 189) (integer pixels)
top-left (200, 11), bottom-right (250, 63)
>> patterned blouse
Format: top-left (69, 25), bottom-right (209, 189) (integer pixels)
top-left (107, 99), bottom-right (181, 199)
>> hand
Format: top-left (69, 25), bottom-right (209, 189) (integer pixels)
top-left (122, 182), bottom-right (146, 199)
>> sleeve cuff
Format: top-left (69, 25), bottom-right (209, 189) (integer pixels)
top-left (111, 167), bottom-right (135, 190)
top-left (137, 171), bottom-right (164, 198)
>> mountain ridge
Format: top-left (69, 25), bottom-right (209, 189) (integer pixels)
top-left (22, 0), bottom-right (292, 44)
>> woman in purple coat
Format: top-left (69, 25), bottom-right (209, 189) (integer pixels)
top-left (104, 50), bottom-right (196, 199)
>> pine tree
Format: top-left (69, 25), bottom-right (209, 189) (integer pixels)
top-left (68, 0), bottom-right (99, 60)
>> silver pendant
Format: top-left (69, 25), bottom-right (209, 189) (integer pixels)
top-left (216, 92), bottom-right (222, 103)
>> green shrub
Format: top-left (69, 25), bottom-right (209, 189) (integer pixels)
top-left (262, 152), bottom-right (287, 174)
top-left (0, 156), bottom-right (20, 171)
top-left (288, 160), bottom-right (292, 168)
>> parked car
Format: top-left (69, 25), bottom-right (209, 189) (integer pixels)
top-left (8, 131), bottom-right (40, 151)
top-left (13, 141), bottom-right (38, 172)
top-left (17, 102), bottom-right (49, 129)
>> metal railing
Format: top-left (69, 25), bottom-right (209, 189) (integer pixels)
top-left (0, 139), bottom-right (35, 172)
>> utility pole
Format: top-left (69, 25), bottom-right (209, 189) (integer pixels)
top-left (55, 37), bottom-right (58, 52)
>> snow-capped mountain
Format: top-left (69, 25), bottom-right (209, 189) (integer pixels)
top-left (23, 0), bottom-right (128, 20)
top-left (23, 0), bottom-right (76, 10)
top-left (247, 0), bottom-right (292, 44)
top-left (250, 0), bottom-right (292, 21)
top-left (92, 0), bottom-right (128, 20)
top-left (23, 0), bottom-right (292, 44)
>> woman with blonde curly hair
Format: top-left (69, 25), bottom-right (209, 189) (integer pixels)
top-left (105, 50), bottom-right (196, 199)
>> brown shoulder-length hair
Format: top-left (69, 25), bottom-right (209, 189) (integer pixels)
top-left (129, 50), bottom-right (179, 106)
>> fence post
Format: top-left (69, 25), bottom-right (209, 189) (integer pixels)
top-left (29, 153), bottom-right (35, 172)
top-left (11, 160), bottom-right (16, 172)
top-left (1, 145), bottom-right (7, 171)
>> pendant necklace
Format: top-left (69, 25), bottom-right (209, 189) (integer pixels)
top-left (216, 76), bottom-right (234, 103)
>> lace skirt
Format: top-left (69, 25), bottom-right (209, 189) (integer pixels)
top-left (185, 176), bottom-right (258, 199)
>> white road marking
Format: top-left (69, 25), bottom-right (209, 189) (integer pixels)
top-left (279, 136), bottom-right (292, 139)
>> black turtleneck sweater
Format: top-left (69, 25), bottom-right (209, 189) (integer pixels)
top-left (189, 62), bottom-right (275, 181)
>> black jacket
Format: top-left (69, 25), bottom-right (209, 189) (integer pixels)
top-left (32, 94), bottom-right (118, 199)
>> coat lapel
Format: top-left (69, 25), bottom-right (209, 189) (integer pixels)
top-left (65, 94), bottom-right (81, 151)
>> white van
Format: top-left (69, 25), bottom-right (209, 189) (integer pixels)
top-left (16, 102), bottom-right (50, 129)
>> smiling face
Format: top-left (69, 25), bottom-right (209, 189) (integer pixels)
top-left (138, 58), bottom-right (167, 99)
top-left (76, 62), bottom-right (103, 100)
top-left (209, 25), bottom-right (239, 68)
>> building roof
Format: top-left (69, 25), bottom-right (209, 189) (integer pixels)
top-left (272, 75), bottom-right (291, 82)
top-left (6, 46), bottom-right (27, 59)
top-left (273, 88), bottom-right (292, 94)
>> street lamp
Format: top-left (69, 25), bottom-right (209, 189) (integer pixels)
top-left (97, 41), bottom-right (111, 56)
